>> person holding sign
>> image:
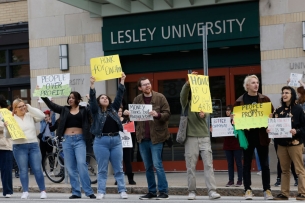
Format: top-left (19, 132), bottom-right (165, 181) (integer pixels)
top-left (41, 93), bottom-right (96, 199)
top-left (124, 77), bottom-right (171, 200)
top-left (222, 105), bottom-right (243, 187)
top-left (117, 107), bottom-right (136, 185)
top-left (233, 75), bottom-right (274, 200)
top-left (180, 72), bottom-right (221, 200)
top-left (0, 100), bottom-right (13, 198)
top-left (6, 99), bottom-right (46, 199)
top-left (268, 86), bottom-right (305, 201)
top-left (89, 73), bottom-right (128, 200)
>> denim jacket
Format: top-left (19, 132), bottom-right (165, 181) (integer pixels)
top-left (89, 83), bottom-right (125, 136)
top-left (39, 110), bottom-right (56, 138)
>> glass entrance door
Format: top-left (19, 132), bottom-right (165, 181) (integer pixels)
top-left (125, 66), bottom-right (261, 171)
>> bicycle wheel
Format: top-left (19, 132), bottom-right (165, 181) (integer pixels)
top-left (43, 153), bottom-right (65, 183)
top-left (86, 153), bottom-right (97, 184)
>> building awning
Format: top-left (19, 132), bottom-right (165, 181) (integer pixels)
top-left (58, 0), bottom-right (257, 17)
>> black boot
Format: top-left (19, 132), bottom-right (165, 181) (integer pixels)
top-left (127, 173), bottom-right (136, 185)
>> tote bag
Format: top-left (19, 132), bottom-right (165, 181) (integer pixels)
top-left (176, 104), bottom-right (189, 144)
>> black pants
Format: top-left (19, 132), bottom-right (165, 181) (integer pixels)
top-left (39, 138), bottom-right (53, 168)
top-left (274, 141), bottom-right (298, 179)
top-left (123, 148), bottom-right (133, 174)
top-left (243, 140), bottom-right (270, 191)
top-left (0, 150), bottom-right (13, 196)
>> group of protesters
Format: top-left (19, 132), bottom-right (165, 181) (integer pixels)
top-left (1, 71), bottom-right (305, 201)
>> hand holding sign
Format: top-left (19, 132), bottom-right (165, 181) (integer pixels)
top-left (90, 54), bottom-right (123, 81)
top-left (288, 73), bottom-right (303, 87)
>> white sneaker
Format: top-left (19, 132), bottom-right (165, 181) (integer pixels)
top-left (4, 194), bottom-right (12, 198)
top-left (188, 192), bottom-right (196, 200)
top-left (245, 190), bottom-right (253, 200)
top-left (209, 192), bottom-right (221, 200)
top-left (43, 172), bottom-right (46, 176)
top-left (264, 189), bottom-right (274, 200)
top-left (40, 191), bottom-right (47, 199)
top-left (21, 192), bottom-right (29, 199)
top-left (257, 171), bottom-right (262, 176)
top-left (120, 191), bottom-right (128, 199)
top-left (96, 193), bottom-right (105, 200)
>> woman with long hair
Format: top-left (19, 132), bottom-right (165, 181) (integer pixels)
top-left (89, 73), bottom-right (128, 200)
top-left (8, 99), bottom-right (46, 199)
top-left (41, 92), bottom-right (95, 199)
top-left (270, 86), bottom-right (305, 200)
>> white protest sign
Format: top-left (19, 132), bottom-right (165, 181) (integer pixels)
top-left (128, 104), bottom-right (153, 121)
top-left (268, 118), bottom-right (292, 138)
top-left (288, 73), bottom-right (303, 87)
top-left (119, 131), bottom-right (133, 148)
top-left (38, 97), bottom-right (52, 103)
top-left (33, 74), bottom-right (71, 97)
top-left (211, 117), bottom-right (234, 137)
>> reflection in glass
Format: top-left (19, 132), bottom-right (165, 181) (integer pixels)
top-left (11, 64), bottom-right (30, 78)
top-left (10, 49), bottom-right (29, 63)
top-left (0, 51), bottom-right (5, 64)
top-left (0, 66), bottom-right (6, 79)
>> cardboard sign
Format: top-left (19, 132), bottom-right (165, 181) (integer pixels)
top-left (0, 109), bottom-right (26, 140)
top-left (128, 104), bottom-right (153, 121)
top-left (233, 102), bottom-right (272, 130)
top-left (188, 74), bottom-right (213, 113)
top-left (211, 117), bottom-right (234, 137)
top-left (288, 73), bottom-right (303, 87)
top-left (90, 55), bottom-right (122, 81)
top-left (268, 118), bottom-right (292, 138)
top-left (123, 121), bottom-right (135, 132)
top-left (33, 74), bottom-right (71, 97)
top-left (119, 131), bottom-right (133, 148)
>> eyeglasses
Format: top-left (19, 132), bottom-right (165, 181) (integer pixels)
top-left (226, 109), bottom-right (231, 111)
top-left (141, 83), bottom-right (151, 87)
top-left (16, 105), bottom-right (26, 109)
top-left (281, 92), bottom-right (291, 95)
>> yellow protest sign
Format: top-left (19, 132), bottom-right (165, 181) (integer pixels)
top-left (188, 74), bottom-right (213, 113)
top-left (90, 54), bottom-right (122, 81)
top-left (0, 108), bottom-right (26, 140)
top-left (233, 102), bottom-right (272, 130)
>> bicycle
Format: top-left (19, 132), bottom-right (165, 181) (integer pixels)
top-left (43, 136), bottom-right (98, 184)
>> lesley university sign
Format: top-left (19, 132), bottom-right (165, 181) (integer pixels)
top-left (102, 2), bottom-right (259, 55)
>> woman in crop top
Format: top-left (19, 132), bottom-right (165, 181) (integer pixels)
top-left (89, 73), bottom-right (128, 200)
top-left (41, 93), bottom-right (95, 199)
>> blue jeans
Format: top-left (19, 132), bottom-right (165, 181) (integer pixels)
top-left (139, 140), bottom-right (168, 194)
top-left (62, 134), bottom-right (94, 197)
top-left (225, 149), bottom-right (243, 182)
top-left (0, 150), bottom-right (13, 196)
top-left (93, 135), bottom-right (126, 194)
top-left (13, 143), bottom-right (45, 192)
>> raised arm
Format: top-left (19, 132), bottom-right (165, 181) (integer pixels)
top-left (112, 73), bottom-right (126, 111)
top-left (26, 104), bottom-right (45, 122)
top-left (41, 97), bottom-right (64, 114)
top-left (89, 76), bottom-right (99, 114)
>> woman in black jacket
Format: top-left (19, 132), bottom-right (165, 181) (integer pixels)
top-left (269, 86), bottom-right (305, 201)
top-left (41, 93), bottom-right (95, 199)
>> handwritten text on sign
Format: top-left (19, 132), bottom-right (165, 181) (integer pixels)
top-left (119, 131), bottom-right (133, 148)
top-left (33, 74), bottom-right (71, 97)
top-left (268, 118), bottom-right (292, 138)
top-left (288, 73), bottom-right (303, 87)
top-left (211, 117), bottom-right (234, 137)
top-left (233, 102), bottom-right (271, 130)
top-left (90, 55), bottom-right (122, 81)
top-left (128, 104), bottom-right (153, 121)
top-left (188, 74), bottom-right (212, 113)
top-left (0, 109), bottom-right (26, 140)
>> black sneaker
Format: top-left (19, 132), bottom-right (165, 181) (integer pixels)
top-left (294, 178), bottom-right (298, 186)
top-left (89, 194), bottom-right (96, 199)
top-left (139, 193), bottom-right (157, 200)
top-left (157, 193), bottom-right (169, 200)
top-left (274, 178), bottom-right (281, 187)
top-left (69, 195), bottom-right (81, 199)
top-left (296, 193), bottom-right (305, 200)
top-left (274, 193), bottom-right (288, 200)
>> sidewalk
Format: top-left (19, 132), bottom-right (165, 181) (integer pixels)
top-left (6, 171), bottom-right (299, 197)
